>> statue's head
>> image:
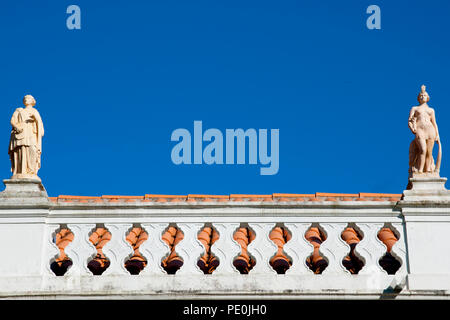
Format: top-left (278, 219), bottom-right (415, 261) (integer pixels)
top-left (23, 95), bottom-right (36, 107)
top-left (417, 85), bottom-right (430, 104)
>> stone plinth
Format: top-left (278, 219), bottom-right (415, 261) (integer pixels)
top-left (0, 178), bottom-right (50, 206)
top-left (403, 174), bottom-right (450, 202)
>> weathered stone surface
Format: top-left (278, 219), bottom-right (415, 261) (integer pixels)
top-left (0, 178), bottom-right (50, 206)
top-left (402, 175), bottom-right (450, 202)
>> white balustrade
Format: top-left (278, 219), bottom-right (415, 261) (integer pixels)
top-left (47, 219), bottom-right (408, 280)
top-left (2, 199), bottom-right (449, 298)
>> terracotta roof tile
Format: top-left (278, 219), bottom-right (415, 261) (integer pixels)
top-left (274, 194), bottom-right (314, 202)
top-left (50, 193), bottom-right (402, 204)
top-left (187, 195), bottom-right (229, 202)
top-left (230, 195), bottom-right (273, 202)
top-left (273, 193), bottom-right (315, 198)
top-left (101, 195), bottom-right (144, 200)
top-left (316, 193), bottom-right (359, 198)
top-left (359, 193), bottom-right (401, 198)
top-left (144, 195), bottom-right (187, 201)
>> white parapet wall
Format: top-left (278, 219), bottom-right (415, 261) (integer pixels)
top-left (0, 179), bottom-right (449, 299)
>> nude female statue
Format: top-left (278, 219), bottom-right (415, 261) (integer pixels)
top-left (8, 95), bottom-right (45, 179)
top-left (408, 85), bottom-right (441, 175)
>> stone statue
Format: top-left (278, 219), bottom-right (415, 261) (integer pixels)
top-left (8, 95), bottom-right (44, 180)
top-left (408, 85), bottom-right (441, 178)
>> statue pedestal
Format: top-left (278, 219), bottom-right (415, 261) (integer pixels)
top-left (403, 173), bottom-right (450, 202)
top-left (400, 173), bottom-right (450, 291)
top-left (0, 178), bottom-right (50, 277)
top-left (0, 178), bottom-right (50, 206)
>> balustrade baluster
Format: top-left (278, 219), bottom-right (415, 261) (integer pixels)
top-left (284, 223), bottom-right (314, 275)
top-left (319, 223), bottom-right (349, 275)
top-left (65, 224), bottom-right (97, 276)
top-left (102, 224), bottom-right (134, 275)
top-left (354, 222), bottom-right (386, 275)
top-left (247, 223), bottom-right (277, 274)
top-left (139, 223), bottom-right (170, 275)
top-left (174, 223), bottom-right (204, 275)
top-left (390, 222), bottom-right (407, 276)
top-left (44, 224), bottom-right (61, 276)
top-left (210, 223), bottom-right (241, 274)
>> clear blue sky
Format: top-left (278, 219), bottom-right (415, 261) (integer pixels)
top-left (1, 0), bottom-right (449, 197)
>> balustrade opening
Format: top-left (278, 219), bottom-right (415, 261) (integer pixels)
top-left (305, 224), bottom-right (328, 274)
top-left (50, 225), bottom-right (73, 276)
top-left (124, 224), bottom-right (148, 275)
top-left (161, 225), bottom-right (184, 274)
top-left (197, 224), bottom-right (220, 274)
top-left (87, 225), bottom-right (111, 275)
top-left (341, 224), bottom-right (364, 274)
top-left (378, 225), bottom-right (402, 274)
top-left (269, 224), bottom-right (292, 274)
top-left (233, 224), bottom-right (256, 274)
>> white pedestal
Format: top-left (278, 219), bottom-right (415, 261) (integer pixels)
top-left (0, 178), bottom-right (50, 277)
top-left (401, 174), bottom-right (450, 292)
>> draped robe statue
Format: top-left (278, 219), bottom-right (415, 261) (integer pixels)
top-left (8, 95), bottom-right (44, 180)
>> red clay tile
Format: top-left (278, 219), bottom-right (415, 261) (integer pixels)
top-left (102, 195), bottom-right (144, 200)
top-left (52, 192), bottom-right (402, 204)
top-left (273, 193), bottom-right (314, 198)
top-left (145, 195), bottom-right (187, 201)
top-left (359, 193), bottom-right (402, 198)
top-left (316, 193), bottom-right (359, 198)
